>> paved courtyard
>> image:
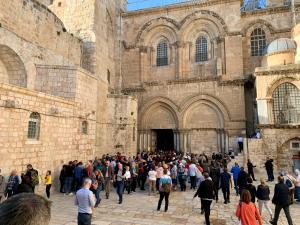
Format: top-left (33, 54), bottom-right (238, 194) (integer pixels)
top-left (49, 180), bottom-right (300, 225)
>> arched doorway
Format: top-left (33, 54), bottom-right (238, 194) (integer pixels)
top-left (278, 138), bottom-right (300, 172)
top-left (139, 100), bottom-right (179, 152)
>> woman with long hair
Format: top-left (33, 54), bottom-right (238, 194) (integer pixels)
top-left (236, 190), bottom-right (262, 225)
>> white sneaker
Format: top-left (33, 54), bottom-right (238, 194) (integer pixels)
top-left (68, 193), bottom-right (73, 196)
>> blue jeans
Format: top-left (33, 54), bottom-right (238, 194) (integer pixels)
top-left (233, 178), bottom-right (238, 195)
top-left (116, 181), bottom-right (124, 203)
top-left (295, 186), bottom-right (300, 202)
top-left (64, 177), bottom-right (73, 194)
top-left (95, 187), bottom-right (101, 206)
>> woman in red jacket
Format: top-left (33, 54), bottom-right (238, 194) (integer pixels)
top-left (236, 190), bottom-right (262, 225)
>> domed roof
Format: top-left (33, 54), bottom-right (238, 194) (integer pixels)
top-left (266, 38), bottom-right (296, 55)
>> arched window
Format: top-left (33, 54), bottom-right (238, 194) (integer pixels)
top-left (272, 83), bottom-right (300, 124)
top-left (28, 112), bottom-right (40, 139)
top-left (156, 41), bottom-right (168, 66)
top-left (82, 121), bottom-right (88, 134)
top-left (250, 28), bottom-right (266, 56)
top-left (196, 36), bottom-right (208, 62)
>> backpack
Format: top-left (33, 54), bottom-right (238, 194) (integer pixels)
top-left (285, 179), bottom-right (293, 188)
top-left (31, 169), bottom-right (39, 186)
top-left (161, 182), bottom-right (171, 193)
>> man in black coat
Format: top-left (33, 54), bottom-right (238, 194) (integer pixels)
top-left (237, 167), bottom-right (248, 194)
top-left (265, 158), bottom-right (274, 182)
top-left (193, 172), bottom-right (215, 225)
top-left (270, 176), bottom-right (293, 225)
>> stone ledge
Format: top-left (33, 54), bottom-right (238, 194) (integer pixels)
top-left (258, 124), bottom-right (300, 129)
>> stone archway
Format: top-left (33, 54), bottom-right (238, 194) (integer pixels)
top-left (0, 45), bottom-right (27, 87)
top-left (139, 98), bottom-right (179, 152)
top-left (278, 137), bottom-right (300, 172)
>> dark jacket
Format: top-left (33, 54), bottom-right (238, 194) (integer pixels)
top-left (265, 160), bottom-right (273, 171)
top-left (194, 179), bottom-right (215, 200)
top-left (256, 184), bottom-right (270, 201)
top-left (247, 162), bottom-right (256, 172)
top-left (245, 183), bottom-right (256, 203)
top-left (237, 171), bottom-right (248, 189)
top-left (15, 183), bottom-right (33, 194)
top-left (102, 166), bottom-right (114, 179)
top-left (272, 183), bottom-right (290, 206)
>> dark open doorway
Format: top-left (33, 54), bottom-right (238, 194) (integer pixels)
top-left (155, 129), bottom-right (174, 151)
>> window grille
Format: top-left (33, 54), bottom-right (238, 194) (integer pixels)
top-left (82, 121), bottom-right (88, 134)
top-left (28, 112), bottom-right (40, 139)
top-left (156, 41), bottom-right (168, 66)
top-left (250, 28), bottom-right (266, 56)
top-left (196, 36), bottom-right (208, 62)
top-left (272, 83), bottom-right (300, 124)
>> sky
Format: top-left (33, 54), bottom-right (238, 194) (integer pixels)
top-left (127, 0), bottom-right (266, 11)
top-left (127, 0), bottom-right (191, 11)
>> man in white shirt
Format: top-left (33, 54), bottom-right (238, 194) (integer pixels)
top-left (189, 162), bottom-right (197, 190)
top-left (148, 166), bottom-right (157, 195)
top-left (75, 178), bottom-right (95, 225)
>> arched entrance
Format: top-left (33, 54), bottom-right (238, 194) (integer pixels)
top-left (139, 100), bottom-right (179, 152)
top-left (278, 138), bottom-right (300, 172)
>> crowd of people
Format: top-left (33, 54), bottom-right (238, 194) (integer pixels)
top-left (0, 150), bottom-right (300, 225)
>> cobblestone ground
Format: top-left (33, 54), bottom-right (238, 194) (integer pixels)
top-left (49, 180), bottom-right (300, 225)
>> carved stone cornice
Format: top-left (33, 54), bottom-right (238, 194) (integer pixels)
top-left (255, 65), bottom-right (300, 76)
top-left (258, 124), bottom-right (300, 129)
top-left (241, 6), bottom-right (292, 18)
top-left (121, 86), bottom-right (145, 94)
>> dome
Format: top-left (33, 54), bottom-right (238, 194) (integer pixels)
top-left (266, 38), bottom-right (296, 55)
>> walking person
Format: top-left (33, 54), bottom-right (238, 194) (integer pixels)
top-left (220, 167), bottom-right (232, 204)
top-left (245, 177), bottom-right (256, 203)
top-left (124, 166), bottom-right (131, 194)
top-left (270, 176), bottom-right (294, 225)
top-left (231, 162), bottom-right (241, 196)
top-left (247, 159), bottom-right (257, 181)
top-left (102, 161), bottom-right (114, 199)
top-left (131, 161), bottom-right (138, 192)
top-left (115, 163), bottom-right (125, 204)
top-left (256, 178), bottom-right (273, 221)
top-left (236, 190), bottom-right (263, 225)
top-left (178, 163), bottom-right (187, 191)
top-left (148, 165), bottom-right (157, 195)
top-left (59, 165), bottom-right (67, 193)
top-left (64, 162), bottom-right (74, 195)
top-left (193, 172), bottom-right (215, 225)
top-left (75, 178), bottom-right (95, 225)
top-left (237, 167), bottom-right (248, 195)
top-left (44, 170), bottom-right (52, 199)
top-left (210, 162), bottom-right (221, 202)
top-left (237, 135), bottom-right (243, 153)
top-left (157, 168), bottom-right (172, 212)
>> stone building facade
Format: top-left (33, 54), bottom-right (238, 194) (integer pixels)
top-left (121, 0), bottom-right (299, 155)
top-left (1, 0), bottom-right (300, 178)
top-left (0, 0), bottom-right (137, 179)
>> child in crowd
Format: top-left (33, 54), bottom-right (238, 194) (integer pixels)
top-left (45, 170), bottom-right (52, 199)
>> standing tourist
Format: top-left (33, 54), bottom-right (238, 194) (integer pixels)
top-left (5, 170), bottom-right (20, 198)
top-left (148, 165), bottom-right (157, 195)
top-left (193, 172), bottom-right (215, 225)
top-left (156, 163), bottom-right (163, 192)
top-left (25, 164), bottom-right (39, 192)
top-left (170, 163), bottom-right (178, 191)
top-left (102, 161), bottom-right (114, 199)
top-left (247, 159), bottom-right (257, 181)
top-left (178, 163), bottom-right (187, 191)
top-left (115, 163), bottom-right (125, 204)
top-left (91, 169), bottom-right (103, 207)
top-left (157, 168), bottom-right (172, 212)
top-left (256, 178), bottom-right (273, 221)
top-left (44, 170), bottom-right (52, 199)
top-left (75, 178), bottom-right (95, 225)
top-left (189, 160), bottom-right (197, 190)
top-left (237, 135), bottom-right (243, 153)
top-left (220, 167), bottom-right (232, 204)
top-left (270, 176), bottom-right (293, 225)
top-left (64, 162), bottom-right (74, 195)
top-left (0, 169), bottom-right (5, 202)
top-left (15, 175), bottom-right (33, 194)
top-left (265, 158), bottom-right (274, 182)
top-left (231, 162), bottom-right (241, 196)
top-left (131, 161), bottom-right (138, 192)
top-left (236, 190), bottom-right (263, 225)
top-left (124, 166), bottom-right (131, 194)
top-left (74, 162), bottom-right (84, 191)
top-left (59, 165), bottom-right (67, 193)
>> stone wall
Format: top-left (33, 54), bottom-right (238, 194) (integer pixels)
top-left (0, 0), bottom-right (82, 65)
top-left (0, 83), bottom-right (95, 182)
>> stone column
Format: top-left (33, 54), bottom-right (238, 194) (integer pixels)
top-left (225, 132), bottom-right (229, 154)
top-left (221, 130), bottom-right (225, 154)
top-left (147, 131), bottom-right (151, 152)
top-left (179, 131), bottom-right (184, 153)
top-left (173, 131), bottom-right (177, 152)
top-left (216, 129), bottom-right (220, 152)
